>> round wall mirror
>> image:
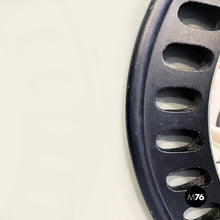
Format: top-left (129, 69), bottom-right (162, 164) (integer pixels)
top-left (126, 0), bottom-right (220, 219)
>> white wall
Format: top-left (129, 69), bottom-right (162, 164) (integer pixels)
top-left (0, 0), bottom-right (153, 219)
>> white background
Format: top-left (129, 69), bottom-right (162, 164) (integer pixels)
top-left (0, 0), bottom-right (153, 219)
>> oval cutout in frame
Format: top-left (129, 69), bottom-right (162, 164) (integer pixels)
top-left (166, 168), bottom-right (211, 191)
top-left (163, 43), bottom-right (214, 71)
top-left (178, 2), bottom-right (220, 31)
top-left (156, 88), bottom-right (202, 112)
top-left (156, 130), bottom-right (202, 153)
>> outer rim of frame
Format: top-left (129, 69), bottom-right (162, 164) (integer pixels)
top-left (126, 0), bottom-right (173, 219)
